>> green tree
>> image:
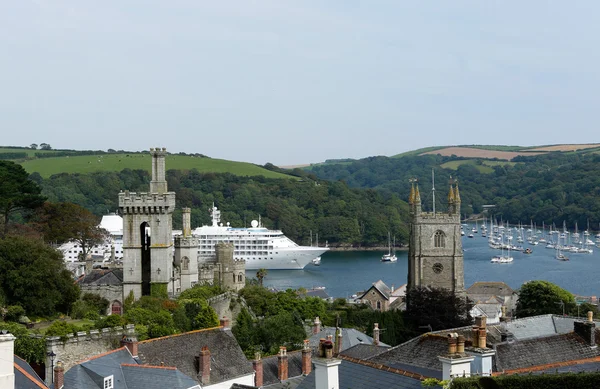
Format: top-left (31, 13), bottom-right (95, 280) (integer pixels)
top-left (0, 236), bottom-right (79, 317)
top-left (256, 268), bottom-right (267, 287)
top-left (0, 161), bottom-right (46, 236)
top-left (405, 287), bottom-right (473, 331)
top-left (516, 281), bottom-right (576, 318)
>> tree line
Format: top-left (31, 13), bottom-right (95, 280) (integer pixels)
top-left (309, 152), bottom-right (600, 230)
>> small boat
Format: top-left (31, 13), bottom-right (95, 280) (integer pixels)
top-left (468, 233), bottom-right (474, 238)
top-left (523, 248), bottom-right (532, 254)
top-left (491, 256), bottom-right (514, 263)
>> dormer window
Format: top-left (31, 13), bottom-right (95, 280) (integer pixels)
top-left (104, 375), bottom-right (114, 389)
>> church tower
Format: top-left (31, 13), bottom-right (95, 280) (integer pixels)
top-left (120, 148), bottom-right (176, 300)
top-left (407, 177), bottom-right (464, 294)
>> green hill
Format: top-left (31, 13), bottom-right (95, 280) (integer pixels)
top-left (0, 147), bottom-right (293, 179)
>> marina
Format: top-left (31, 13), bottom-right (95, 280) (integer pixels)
top-left (256, 226), bottom-right (600, 299)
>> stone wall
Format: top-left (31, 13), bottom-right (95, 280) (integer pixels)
top-left (45, 324), bottom-right (135, 385)
top-left (207, 292), bottom-right (247, 326)
top-left (79, 285), bottom-right (123, 315)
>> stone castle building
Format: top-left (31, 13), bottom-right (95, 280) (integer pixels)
top-left (407, 178), bottom-right (464, 294)
top-left (119, 148), bottom-right (245, 302)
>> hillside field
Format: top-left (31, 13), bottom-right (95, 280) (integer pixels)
top-left (16, 153), bottom-right (292, 179)
top-left (440, 159), bottom-right (517, 173)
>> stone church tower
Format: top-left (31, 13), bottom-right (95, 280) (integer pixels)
top-left (407, 178), bottom-right (464, 294)
top-left (120, 148), bottom-right (176, 300)
top-left (174, 208), bottom-right (199, 291)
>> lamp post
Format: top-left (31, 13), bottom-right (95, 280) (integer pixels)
top-left (47, 351), bottom-right (56, 382)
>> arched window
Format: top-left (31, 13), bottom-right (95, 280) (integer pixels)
top-left (182, 257), bottom-right (189, 270)
top-left (111, 301), bottom-right (122, 316)
top-left (376, 301), bottom-right (382, 310)
top-left (238, 274), bottom-right (243, 282)
top-left (434, 230), bottom-right (446, 248)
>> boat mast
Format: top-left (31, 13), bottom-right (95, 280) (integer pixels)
top-left (432, 168), bottom-right (436, 214)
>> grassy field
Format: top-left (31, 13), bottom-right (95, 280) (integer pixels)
top-left (19, 153), bottom-right (294, 179)
top-left (0, 146), bottom-right (56, 157)
top-left (32, 318), bottom-right (95, 334)
top-left (392, 146), bottom-right (446, 158)
top-left (440, 159), bottom-right (516, 173)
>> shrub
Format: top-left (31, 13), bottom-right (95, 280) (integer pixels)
top-left (5, 305), bottom-right (26, 323)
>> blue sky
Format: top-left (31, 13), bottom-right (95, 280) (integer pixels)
top-left (1, 1), bottom-right (598, 165)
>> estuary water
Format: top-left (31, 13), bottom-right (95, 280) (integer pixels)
top-left (248, 229), bottom-right (600, 298)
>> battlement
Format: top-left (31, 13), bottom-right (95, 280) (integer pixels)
top-left (174, 235), bottom-right (198, 246)
top-left (118, 191), bottom-right (176, 213)
top-left (416, 212), bottom-right (460, 223)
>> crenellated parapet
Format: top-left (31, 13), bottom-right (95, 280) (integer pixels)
top-left (118, 191), bottom-right (176, 214)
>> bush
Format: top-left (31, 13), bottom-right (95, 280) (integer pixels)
top-left (5, 305), bottom-right (26, 323)
top-left (81, 293), bottom-right (109, 315)
top-left (95, 314), bottom-right (124, 329)
top-left (45, 321), bottom-right (78, 339)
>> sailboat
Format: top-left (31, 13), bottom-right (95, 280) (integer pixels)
top-left (556, 246), bottom-right (569, 261)
top-left (382, 232), bottom-right (397, 262)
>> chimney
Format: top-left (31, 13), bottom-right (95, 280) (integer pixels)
top-left (500, 305), bottom-right (507, 321)
top-left (334, 329), bottom-right (343, 355)
top-left (220, 316), bottom-right (230, 329)
top-left (313, 357), bottom-right (341, 389)
top-left (471, 325), bottom-right (479, 347)
top-left (324, 338), bottom-right (334, 359)
top-left (253, 352), bottom-right (263, 387)
top-left (198, 346), bottom-right (211, 385)
top-left (182, 208), bottom-right (192, 237)
top-left (54, 361), bottom-right (64, 389)
top-left (447, 333), bottom-right (458, 354)
top-left (0, 331), bottom-right (16, 389)
top-left (313, 317), bottom-right (321, 334)
top-left (457, 335), bottom-right (465, 354)
top-left (373, 323), bottom-right (380, 346)
top-left (120, 335), bottom-right (138, 358)
top-left (302, 340), bottom-right (312, 376)
top-left (277, 346), bottom-right (288, 381)
top-left (85, 257), bottom-right (93, 276)
top-left (574, 311), bottom-right (596, 347)
top-left (476, 316), bottom-right (487, 349)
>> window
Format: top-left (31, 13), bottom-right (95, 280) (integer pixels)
top-left (238, 274), bottom-right (243, 282)
top-left (104, 375), bottom-right (114, 389)
top-left (182, 256), bottom-right (189, 271)
top-left (434, 230), bottom-right (445, 248)
top-left (376, 301), bottom-right (382, 310)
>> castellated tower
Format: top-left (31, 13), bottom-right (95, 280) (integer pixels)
top-left (174, 208), bottom-right (199, 292)
top-left (215, 242), bottom-right (246, 292)
top-left (407, 178), bottom-right (464, 295)
top-left (120, 148), bottom-right (176, 300)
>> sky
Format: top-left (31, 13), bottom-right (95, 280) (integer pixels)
top-left (1, 1), bottom-right (599, 165)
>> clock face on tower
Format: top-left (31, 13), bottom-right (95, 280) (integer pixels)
top-left (432, 263), bottom-right (444, 274)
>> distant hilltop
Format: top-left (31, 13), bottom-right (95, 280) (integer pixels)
top-left (299, 143), bottom-right (600, 168)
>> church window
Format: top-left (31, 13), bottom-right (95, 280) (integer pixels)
top-left (434, 231), bottom-right (445, 248)
top-left (238, 274), bottom-right (243, 282)
top-left (182, 257), bottom-right (189, 270)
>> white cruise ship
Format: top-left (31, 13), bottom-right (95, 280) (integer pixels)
top-left (192, 205), bottom-right (328, 270)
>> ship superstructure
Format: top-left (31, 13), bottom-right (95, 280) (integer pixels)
top-left (191, 205), bottom-right (328, 270)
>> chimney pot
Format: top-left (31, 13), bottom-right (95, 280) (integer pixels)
top-left (373, 323), bottom-right (380, 346)
top-left (54, 361), bottom-right (65, 389)
top-left (253, 352), bottom-right (263, 387)
top-left (588, 311), bottom-right (594, 323)
top-left (277, 346), bottom-right (289, 381)
top-left (302, 340), bottom-right (312, 376)
top-left (220, 316), bottom-right (230, 329)
top-left (447, 334), bottom-right (458, 354)
top-left (199, 346), bottom-right (211, 385)
top-left (313, 317), bottom-right (321, 334)
top-left (478, 329), bottom-right (487, 349)
top-left (457, 335), bottom-right (465, 353)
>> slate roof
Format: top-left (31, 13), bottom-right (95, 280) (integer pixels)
top-left (339, 344), bottom-right (390, 360)
top-left (360, 280), bottom-right (391, 300)
top-left (295, 359), bottom-right (425, 389)
top-left (263, 375), bottom-right (306, 389)
top-left (77, 268), bottom-right (123, 285)
top-left (64, 348), bottom-right (199, 389)
top-left (494, 332), bottom-right (600, 372)
top-left (467, 281), bottom-right (514, 297)
top-left (14, 355), bottom-right (49, 389)
top-left (261, 350), bottom-right (303, 386)
top-left (137, 327), bottom-right (254, 385)
top-left (368, 334), bottom-right (448, 376)
top-left (308, 327), bottom-right (389, 352)
top-left (304, 289), bottom-right (330, 299)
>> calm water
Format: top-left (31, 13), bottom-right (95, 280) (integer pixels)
top-left (247, 229), bottom-right (600, 298)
